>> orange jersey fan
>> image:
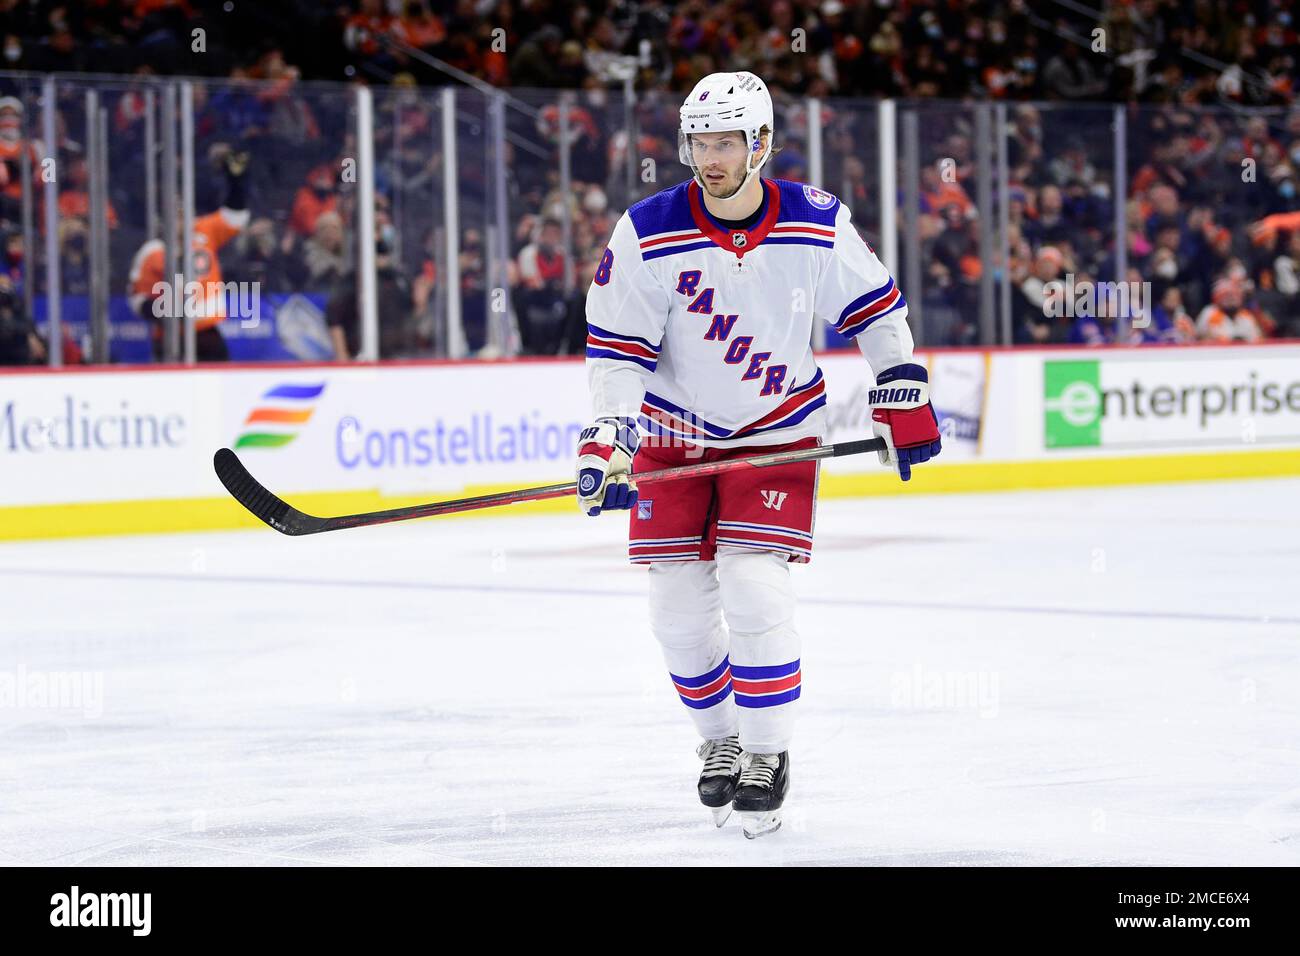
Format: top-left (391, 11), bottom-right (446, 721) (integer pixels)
top-left (128, 208), bottom-right (249, 331)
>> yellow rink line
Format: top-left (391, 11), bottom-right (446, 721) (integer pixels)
top-left (3, 447), bottom-right (1299, 542)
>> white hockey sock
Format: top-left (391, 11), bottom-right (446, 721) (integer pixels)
top-left (717, 549), bottom-right (801, 754)
top-left (648, 560), bottom-right (738, 740)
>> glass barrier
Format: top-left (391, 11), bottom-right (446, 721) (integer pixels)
top-left (0, 75), bottom-right (46, 366)
top-left (7, 73), bottom-right (359, 366)
top-left (373, 82), bottom-right (446, 358)
top-left (452, 87), bottom-right (498, 357)
top-left (1123, 103), bottom-right (1298, 345)
top-left (4, 69), bottom-right (1298, 366)
top-left (894, 100), bottom-right (998, 346)
top-left (187, 77), bottom-right (359, 362)
top-left (814, 95), bottom-right (883, 348)
top-left (1003, 102), bottom-right (1120, 346)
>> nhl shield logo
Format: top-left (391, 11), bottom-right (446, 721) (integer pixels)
top-left (732, 231), bottom-right (748, 248)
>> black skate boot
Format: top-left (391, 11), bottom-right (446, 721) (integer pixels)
top-left (733, 751), bottom-right (790, 839)
top-left (696, 735), bottom-right (743, 827)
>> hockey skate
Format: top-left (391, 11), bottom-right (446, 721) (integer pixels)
top-left (733, 751), bottom-right (790, 839)
top-left (696, 735), bottom-right (743, 827)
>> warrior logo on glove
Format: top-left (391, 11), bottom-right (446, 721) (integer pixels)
top-left (869, 363), bottom-right (942, 482)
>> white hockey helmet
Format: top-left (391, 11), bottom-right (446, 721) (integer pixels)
top-left (678, 71), bottom-right (775, 197)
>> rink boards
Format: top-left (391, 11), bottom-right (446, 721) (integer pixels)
top-left (2, 344), bottom-right (1299, 540)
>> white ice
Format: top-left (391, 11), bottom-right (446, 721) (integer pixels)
top-left (1, 477), bottom-right (1298, 866)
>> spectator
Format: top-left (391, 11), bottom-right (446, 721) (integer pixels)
top-left (326, 211), bottom-right (424, 359)
top-left (59, 217), bottom-right (91, 297)
top-left (59, 156), bottom-right (120, 229)
top-left (127, 150), bottom-right (251, 361)
top-left (2, 229), bottom-right (25, 290)
top-left (302, 210), bottom-right (349, 288)
top-left (0, 96), bottom-right (40, 218)
top-left (290, 164), bottom-right (339, 239)
top-left (514, 217), bottom-right (580, 355)
top-left (510, 25), bottom-right (565, 88)
top-left (1140, 286), bottom-right (1197, 344)
top-left (1196, 278), bottom-right (1263, 342)
top-left (0, 273), bottom-right (42, 365)
top-left (1042, 43), bottom-right (1108, 101)
top-left (227, 217), bottom-right (296, 292)
top-left (1016, 245), bottom-right (1066, 343)
top-left (1270, 230), bottom-right (1300, 336)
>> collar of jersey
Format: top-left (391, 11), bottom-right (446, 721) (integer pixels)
top-left (688, 179), bottom-right (781, 258)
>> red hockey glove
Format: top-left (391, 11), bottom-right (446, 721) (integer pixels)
top-left (870, 363), bottom-right (942, 481)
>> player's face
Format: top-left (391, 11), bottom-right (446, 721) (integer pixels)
top-left (690, 131), bottom-right (752, 198)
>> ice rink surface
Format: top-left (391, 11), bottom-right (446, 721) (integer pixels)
top-left (2, 477), bottom-right (1298, 866)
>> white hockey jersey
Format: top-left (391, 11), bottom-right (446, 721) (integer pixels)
top-left (585, 177), bottom-right (915, 448)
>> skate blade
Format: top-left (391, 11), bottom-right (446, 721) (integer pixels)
top-left (740, 810), bottom-right (782, 840)
top-left (709, 805), bottom-right (733, 828)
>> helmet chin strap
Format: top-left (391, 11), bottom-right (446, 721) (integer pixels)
top-left (694, 135), bottom-right (771, 203)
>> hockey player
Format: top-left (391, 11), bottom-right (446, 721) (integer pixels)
top-left (576, 71), bottom-right (940, 838)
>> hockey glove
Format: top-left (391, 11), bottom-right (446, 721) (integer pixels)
top-left (870, 363), bottom-right (942, 482)
top-left (575, 416), bottom-right (639, 516)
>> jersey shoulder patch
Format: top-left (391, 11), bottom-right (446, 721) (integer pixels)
top-left (627, 180), bottom-right (695, 242)
top-left (773, 178), bottom-right (840, 226)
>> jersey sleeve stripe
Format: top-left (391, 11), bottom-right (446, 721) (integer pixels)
top-left (835, 279), bottom-right (896, 328)
top-left (837, 295), bottom-right (909, 340)
top-left (832, 283), bottom-right (904, 340)
top-left (586, 333), bottom-right (658, 360)
top-left (585, 322), bottom-right (660, 351)
top-left (586, 346), bottom-right (658, 371)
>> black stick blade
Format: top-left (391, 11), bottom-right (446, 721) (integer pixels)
top-left (213, 448), bottom-right (324, 536)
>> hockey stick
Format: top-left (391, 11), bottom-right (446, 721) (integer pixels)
top-left (213, 437), bottom-right (886, 536)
